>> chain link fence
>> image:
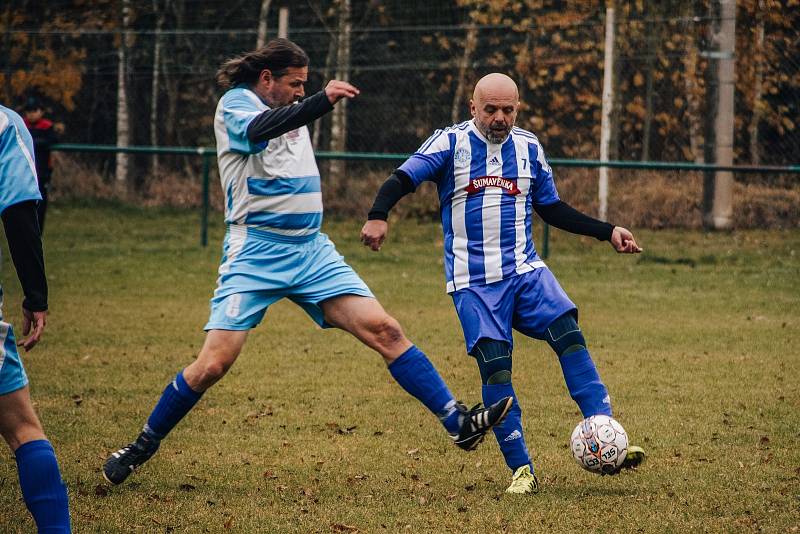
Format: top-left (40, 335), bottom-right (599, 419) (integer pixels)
top-left (4, 0), bottom-right (799, 227)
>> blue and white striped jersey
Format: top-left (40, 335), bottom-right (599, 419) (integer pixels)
top-left (398, 120), bottom-right (559, 293)
top-left (214, 87), bottom-right (322, 241)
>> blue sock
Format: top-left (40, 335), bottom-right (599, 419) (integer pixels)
top-left (482, 383), bottom-right (532, 471)
top-left (558, 349), bottom-right (612, 417)
top-left (144, 370), bottom-right (204, 440)
top-left (15, 439), bottom-right (71, 533)
top-left (388, 346), bottom-right (459, 432)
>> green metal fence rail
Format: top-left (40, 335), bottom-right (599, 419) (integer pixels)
top-left (51, 143), bottom-right (800, 252)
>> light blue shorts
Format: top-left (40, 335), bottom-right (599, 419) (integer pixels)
top-left (205, 226), bottom-right (373, 330)
top-left (0, 320), bottom-right (29, 395)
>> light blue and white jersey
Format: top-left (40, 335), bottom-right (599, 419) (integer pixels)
top-left (214, 87), bottom-right (322, 241)
top-left (0, 104), bottom-right (42, 325)
top-left (0, 105), bottom-right (41, 217)
top-left (398, 120), bottom-right (559, 293)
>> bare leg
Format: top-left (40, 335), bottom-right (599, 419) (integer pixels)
top-left (0, 386), bottom-right (46, 451)
top-left (183, 329), bottom-right (249, 391)
top-left (320, 295), bottom-right (411, 364)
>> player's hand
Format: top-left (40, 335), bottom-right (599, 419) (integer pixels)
top-left (18, 307), bottom-right (47, 352)
top-left (610, 226), bottom-right (642, 254)
top-left (360, 220), bottom-right (388, 251)
top-left (325, 80), bottom-right (360, 104)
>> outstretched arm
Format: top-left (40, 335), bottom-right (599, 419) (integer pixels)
top-left (1, 200), bottom-right (48, 350)
top-left (360, 171), bottom-right (416, 251)
top-left (534, 200), bottom-right (642, 253)
top-left (246, 80), bottom-right (359, 143)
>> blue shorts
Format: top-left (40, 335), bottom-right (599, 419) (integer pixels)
top-left (205, 226), bottom-right (373, 330)
top-left (451, 268), bottom-right (576, 353)
top-left (0, 320), bottom-right (28, 395)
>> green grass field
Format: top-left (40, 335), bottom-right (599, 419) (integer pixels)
top-left (1, 203), bottom-right (798, 533)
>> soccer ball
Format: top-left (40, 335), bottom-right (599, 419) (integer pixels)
top-left (570, 415), bottom-right (628, 475)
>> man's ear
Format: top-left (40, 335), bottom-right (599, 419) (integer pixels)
top-left (469, 98), bottom-right (476, 117)
top-left (259, 69), bottom-right (273, 86)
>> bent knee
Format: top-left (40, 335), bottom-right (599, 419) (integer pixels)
top-left (201, 359), bottom-right (233, 381)
top-left (191, 348), bottom-right (239, 388)
top-left (470, 338), bottom-right (513, 385)
top-left (372, 316), bottom-right (406, 345)
top-left (545, 313), bottom-right (586, 356)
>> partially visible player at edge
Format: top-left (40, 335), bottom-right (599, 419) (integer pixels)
top-left (361, 73), bottom-right (646, 494)
top-left (103, 40), bottom-right (512, 486)
top-left (0, 104), bottom-right (71, 531)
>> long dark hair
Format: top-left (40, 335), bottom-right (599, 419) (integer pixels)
top-left (216, 38), bottom-right (309, 89)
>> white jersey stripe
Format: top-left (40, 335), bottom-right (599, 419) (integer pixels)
top-left (450, 133), bottom-right (471, 290)
top-left (482, 146), bottom-right (503, 284)
top-left (514, 137), bottom-right (533, 274)
top-left (249, 192), bottom-right (322, 214)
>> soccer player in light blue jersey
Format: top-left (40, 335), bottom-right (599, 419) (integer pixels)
top-left (103, 40), bottom-right (512, 486)
top-left (0, 105), bottom-right (71, 532)
top-left (362, 73), bottom-right (646, 494)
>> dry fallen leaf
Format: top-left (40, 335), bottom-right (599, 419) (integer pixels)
top-left (331, 523), bottom-right (359, 532)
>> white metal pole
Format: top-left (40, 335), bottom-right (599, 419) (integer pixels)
top-left (599, 6), bottom-right (615, 221)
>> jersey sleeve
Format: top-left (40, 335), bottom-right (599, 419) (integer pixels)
top-left (0, 114), bottom-right (42, 215)
top-left (397, 129), bottom-right (452, 187)
top-left (528, 141), bottom-right (560, 206)
top-left (221, 91), bottom-right (268, 155)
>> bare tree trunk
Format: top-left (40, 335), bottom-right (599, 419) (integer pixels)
top-left (164, 0), bottom-right (182, 156)
top-left (150, 0), bottom-right (165, 176)
top-left (749, 0), bottom-right (765, 165)
top-left (608, 0), bottom-right (621, 161)
top-left (641, 4), bottom-right (659, 161)
top-left (328, 0), bottom-right (351, 183)
top-left (313, 33), bottom-right (337, 150)
top-left (702, 0), bottom-right (736, 230)
top-left (683, 6), bottom-right (704, 163)
top-left (115, 0), bottom-right (133, 196)
top-left (2, 3), bottom-right (14, 103)
top-left (451, 24), bottom-right (477, 124)
top-left (277, 6), bottom-right (288, 38)
top-left (256, 0), bottom-right (271, 48)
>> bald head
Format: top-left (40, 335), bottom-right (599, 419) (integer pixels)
top-left (470, 73), bottom-right (519, 144)
top-left (472, 73), bottom-right (519, 102)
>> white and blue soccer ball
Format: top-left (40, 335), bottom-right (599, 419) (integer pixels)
top-left (570, 415), bottom-right (628, 475)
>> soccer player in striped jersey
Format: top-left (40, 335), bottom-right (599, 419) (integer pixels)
top-left (103, 40), bottom-right (512, 486)
top-left (0, 104), bottom-right (71, 532)
top-left (362, 73), bottom-right (645, 494)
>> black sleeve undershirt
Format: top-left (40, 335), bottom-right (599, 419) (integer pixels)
top-left (534, 200), bottom-right (615, 241)
top-left (246, 91), bottom-right (334, 143)
top-left (367, 170), bottom-right (416, 221)
top-left (1, 200), bottom-right (47, 311)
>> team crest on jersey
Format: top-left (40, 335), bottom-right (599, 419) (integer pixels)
top-left (453, 147), bottom-right (471, 168)
top-left (286, 128), bottom-right (301, 142)
top-left (464, 175), bottom-right (520, 195)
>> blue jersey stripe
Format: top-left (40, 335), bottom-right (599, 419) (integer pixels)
top-left (247, 175), bottom-right (321, 196)
top-left (525, 143), bottom-right (540, 260)
top-left (466, 132), bottom-right (487, 286)
top-left (245, 211), bottom-right (323, 230)
top-left (500, 140), bottom-right (520, 278)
